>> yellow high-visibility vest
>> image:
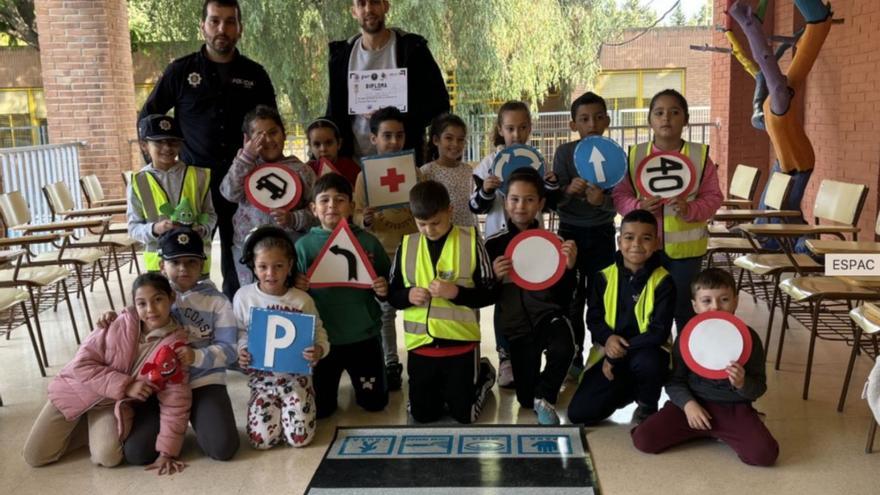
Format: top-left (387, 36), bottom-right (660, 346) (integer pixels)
top-left (131, 165), bottom-right (211, 273)
top-left (401, 226), bottom-right (480, 350)
top-left (584, 263), bottom-right (669, 370)
top-left (627, 141), bottom-right (710, 259)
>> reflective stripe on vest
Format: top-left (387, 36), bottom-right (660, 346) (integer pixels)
top-left (628, 141), bottom-right (710, 259)
top-left (131, 166), bottom-right (212, 273)
top-left (401, 226), bottom-right (479, 350)
top-left (584, 263), bottom-right (669, 370)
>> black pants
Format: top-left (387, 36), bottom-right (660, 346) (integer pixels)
top-left (558, 223), bottom-right (616, 365)
top-left (567, 347), bottom-right (669, 426)
top-left (408, 348), bottom-right (487, 424)
top-left (507, 315), bottom-right (576, 408)
top-left (314, 337), bottom-right (388, 418)
top-left (123, 384), bottom-right (239, 464)
top-left (212, 186), bottom-right (240, 300)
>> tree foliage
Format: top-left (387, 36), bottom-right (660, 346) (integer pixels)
top-left (127, 0), bottom-right (658, 121)
top-left (0, 0), bottom-right (663, 121)
top-left (0, 0), bottom-right (36, 47)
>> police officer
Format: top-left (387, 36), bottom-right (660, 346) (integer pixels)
top-left (139, 0), bottom-right (276, 299)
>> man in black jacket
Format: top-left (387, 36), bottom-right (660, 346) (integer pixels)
top-left (139, 0), bottom-right (277, 299)
top-left (326, 0), bottom-right (450, 164)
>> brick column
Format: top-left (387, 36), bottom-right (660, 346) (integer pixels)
top-left (35, 0), bottom-right (137, 200)
top-left (709, 0), bottom-right (772, 197)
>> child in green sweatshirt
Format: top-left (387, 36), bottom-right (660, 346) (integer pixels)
top-left (294, 173), bottom-right (391, 418)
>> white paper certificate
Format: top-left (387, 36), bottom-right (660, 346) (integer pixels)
top-left (348, 69), bottom-right (408, 115)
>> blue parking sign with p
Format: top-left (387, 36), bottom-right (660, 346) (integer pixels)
top-left (573, 136), bottom-right (627, 190)
top-left (247, 308), bottom-right (315, 375)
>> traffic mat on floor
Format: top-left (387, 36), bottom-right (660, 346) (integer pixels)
top-left (306, 425), bottom-right (600, 494)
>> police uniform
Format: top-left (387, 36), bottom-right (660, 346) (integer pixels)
top-left (139, 46), bottom-right (277, 298)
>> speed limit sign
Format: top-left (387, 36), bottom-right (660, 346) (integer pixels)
top-left (634, 151), bottom-right (697, 199)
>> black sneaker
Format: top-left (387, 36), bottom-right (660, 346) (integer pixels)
top-left (632, 403), bottom-right (657, 424)
top-left (386, 362), bottom-right (403, 391)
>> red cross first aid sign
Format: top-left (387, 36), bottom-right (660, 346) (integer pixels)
top-left (360, 150), bottom-right (418, 209)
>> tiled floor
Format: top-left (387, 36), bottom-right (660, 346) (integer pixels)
top-left (1, 250), bottom-right (879, 494)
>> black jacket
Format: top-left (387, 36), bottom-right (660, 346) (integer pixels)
top-left (485, 221), bottom-right (576, 339)
top-left (325, 29), bottom-right (450, 164)
top-left (587, 251), bottom-right (676, 363)
top-left (139, 46), bottom-right (277, 185)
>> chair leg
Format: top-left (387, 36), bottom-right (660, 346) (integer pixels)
top-left (867, 419), bottom-right (878, 454)
top-left (74, 265), bottom-right (94, 330)
top-left (28, 287), bottom-right (49, 367)
top-left (5, 311), bottom-right (14, 340)
top-left (837, 326), bottom-right (862, 412)
top-left (112, 248), bottom-right (126, 306)
top-left (776, 294), bottom-right (792, 370)
top-left (61, 279), bottom-right (81, 345)
top-left (20, 301), bottom-right (45, 377)
top-left (131, 245), bottom-right (142, 275)
top-left (764, 278), bottom-right (780, 351)
top-left (803, 299), bottom-right (822, 401)
top-left (97, 259), bottom-right (115, 311)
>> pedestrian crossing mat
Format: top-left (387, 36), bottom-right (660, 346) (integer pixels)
top-left (306, 425), bottom-right (601, 494)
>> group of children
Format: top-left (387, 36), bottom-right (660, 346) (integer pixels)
top-left (21, 88), bottom-right (778, 474)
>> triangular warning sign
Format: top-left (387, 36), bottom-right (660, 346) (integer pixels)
top-left (306, 217), bottom-right (378, 289)
top-left (316, 157), bottom-right (340, 177)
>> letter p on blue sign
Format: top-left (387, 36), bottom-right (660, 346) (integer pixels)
top-left (247, 308), bottom-right (316, 375)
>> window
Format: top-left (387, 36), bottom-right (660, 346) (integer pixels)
top-left (593, 69), bottom-right (685, 125)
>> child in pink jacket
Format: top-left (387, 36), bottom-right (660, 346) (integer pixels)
top-left (612, 89), bottom-right (722, 330)
top-left (23, 273), bottom-right (191, 475)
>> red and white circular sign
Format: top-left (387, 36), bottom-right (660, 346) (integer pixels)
top-left (634, 151), bottom-right (697, 199)
top-left (245, 164), bottom-right (303, 213)
top-left (679, 311), bottom-right (752, 379)
top-left (503, 230), bottom-right (566, 291)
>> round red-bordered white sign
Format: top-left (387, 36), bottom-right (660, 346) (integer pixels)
top-left (679, 311), bottom-right (752, 380)
top-left (634, 151), bottom-right (697, 199)
top-left (245, 164), bottom-right (303, 213)
top-left (503, 230), bottom-right (566, 291)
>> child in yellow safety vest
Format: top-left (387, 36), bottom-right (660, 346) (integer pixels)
top-left (127, 114), bottom-right (216, 274)
top-left (567, 209), bottom-right (676, 426)
top-left (611, 89), bottom-right (722, 331)
top-left (387, 180), bottom-right (497, 424)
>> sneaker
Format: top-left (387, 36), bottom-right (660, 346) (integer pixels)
top-left (567, 363), bottom-right (584, 382)
top-left (386, 362), bottom-right (403, 391)
top-left (632, 403), bottom-right (657, 424)
top-left (497, 358), bottom-right (515, 388)
top-left (534, 398), bottom-right (561, 425)
top-left (471, 358), bottom-right (497, 422)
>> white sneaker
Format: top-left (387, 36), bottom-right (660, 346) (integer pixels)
top-left (498, 358), bottom-right (515, 388)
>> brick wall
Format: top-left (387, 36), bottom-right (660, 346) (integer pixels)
top-left (709, 0), bottom-right (772, 195)
top-left (571, 26), bottom-right (712, 108)
top-left (710, 0), bottom-right (879, 238)
top-left (781, 0), bottom-right (880, 237)
top-left (34, 0), bottom-right (137, 200)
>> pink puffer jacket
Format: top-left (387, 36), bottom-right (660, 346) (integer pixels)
top-left (47, 307), bottom-right (191, 457)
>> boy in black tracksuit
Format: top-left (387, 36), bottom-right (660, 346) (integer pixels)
top-left (486, 168), bottom-right (577, 424)
top-left (568, 209), bottom-right (676, 425)
top-left (387, 181), bottom-right (497, 424)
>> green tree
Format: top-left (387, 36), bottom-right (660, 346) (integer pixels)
top-left (128, 0), bottom-right (650, 121)
top-left (690, 0), bottom-right (713, 26)
top-left (0, 0), bottom-right (36, 47)
top-left (670, 4), bottom-right (687, 27)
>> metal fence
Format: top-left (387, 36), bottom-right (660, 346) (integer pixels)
top-left (0, 142), bottom-right (84, 232)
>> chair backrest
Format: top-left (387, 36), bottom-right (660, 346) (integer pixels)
top-left (0, 191), bottom-right (32, 229)
top-left (80, 174), bottom-right (105, 206)
top-left (42, 182), bottom-right (77, 217)
top-left (728, 164), bottom-right (761, 202)
top-left (122, 171), bottom-right (133, 188)
top-left (813, 180), bottom-right (868, 227)
top-left (763, 172), bottom-right (793, 211)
